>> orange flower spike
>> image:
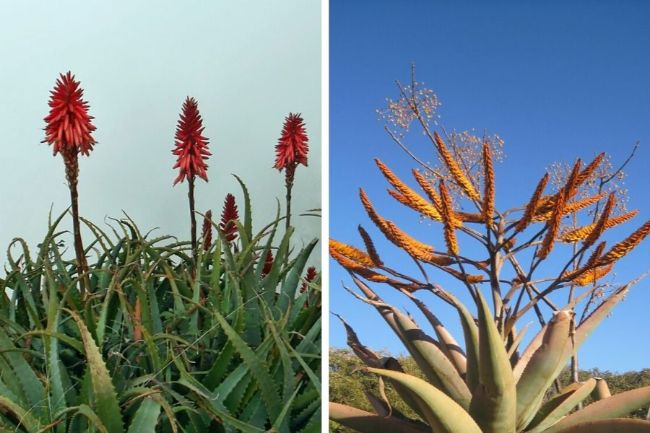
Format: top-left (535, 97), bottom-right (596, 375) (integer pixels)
top-left (433, 131), bottom-right (480, 201)
top-left (412, 169), bottom-right (443, 211)
top-left (537, 188), bottom-right (567, 259)
top-left (482, 141), bottom-right (495, 223)
top-left (516, 173), bottom-right (549, 232)
top-left (599, 220), bottom-right (650, 264)
top-left (375, 159), bottom-right (442, 221)
top-left (172, 97), bottom-right (211, 185)
top-left (439, 180), bottom-right (459, 255)
top-left (560, 210), bottom-right (639, 243)
top-left (330, 239), bottom-right (375, 267)
top-left (572, 263), bottom-right (614, 286)
top-left (583, 193), bottom-right (615, 247)
top-left (358, 225), bottom-right (383, 266)
top-left (533, 192), bottom-right (606, 222)
top-left (575, 152), bottom-right (606, 189)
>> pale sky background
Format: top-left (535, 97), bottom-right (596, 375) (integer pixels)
top-left (0, 1), bottom-right (321, 267)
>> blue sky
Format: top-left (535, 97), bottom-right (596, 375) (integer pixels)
top-left (0, 1), bottom-right (321, 268)
top-left (330, 1), bottom-right (650, 372)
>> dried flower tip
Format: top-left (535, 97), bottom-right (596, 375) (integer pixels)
top-left (274, 113), bottom-right (309, 171)
top-left (599, 220), bottom-right (650, 264)
top-left (516, 173), bottom-right (549, 232)
top-left (219, 194), bottom-right (239, 242)
top-left (330, 239), bottom-right (375, 268)
top-left (433, 131), bottom-right (481, 201)
top-left (358, 225), bottom-right (383, 266)
top-left (201, 210), bottom-right (213, 251)
top-left (43, 71), bottom-right (97, 157)
top-left (172, 97), bottom-right (210, 185)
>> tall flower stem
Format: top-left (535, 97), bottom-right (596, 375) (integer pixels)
top-left (64, 150), bottom-right (89, 296)
top-left (285, 164), bottom-right (296, 231)
top-left (188, 176), bottom-right (197, 259)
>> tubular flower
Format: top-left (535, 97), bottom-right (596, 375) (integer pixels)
top-left (201, 210), bottom-right (213, 251)
top-left (412, 169), bottom-right (444, 211)
top-left (516, 173), bottom-right (549, 232)
top-left (537, 188), bottom-right (567, 259)
top-left (43, 71), bottom-right (97, 157)
top-left (274, 113), bottom-right (309, 171)
top-left (571, 263), bottom-right (614, 286)
top-left (172, 97), bottom-right (210, 185)
top-left (219, 193), bottom-right (239, 242)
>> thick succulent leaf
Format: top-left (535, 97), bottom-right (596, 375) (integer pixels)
top-left (68, 310), bottom-right (124, 433)
top-left (410, 297), bottom-right (467, 376)
top-left (126, 398), bottom-right (161, 433)
top-left (592, 378), bottom-right (611, 400)
top-left (367, 367), bottom-right (482, 433)
top-left (516, 310), bottom-right (572, 430)
top-left (393, 308), bottom-right (471, 409)
top-left (329, 402), bottom-right (429, 433)
top-left (552, 418), bottom-right (650, 433)
top-left (448, 293), bottom-right (480, 392)
top-left (544, 386), bottom-right (650, 433)
top-left (0, 396), bottom-right (41, 432)
top-left (469, 289), bottom-right (516, 433)
top-left (526, 379), bottom-right (596, 433)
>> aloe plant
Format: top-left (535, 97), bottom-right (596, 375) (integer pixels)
top-left (330, 76), bottom-right (650, 433)
top-left (0, 178), bottom-right (321, 433)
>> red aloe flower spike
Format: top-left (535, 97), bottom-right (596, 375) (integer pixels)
top-left (172, 97), bottom-right (210, 258)
top-left (274, 113), bottom-right (309, 231)
top-left (274, 113), bottom-right (309, 171)
top-left (262, 250), bottom-right (274, 277)
top-left (201, 210), bottom-right (213, 251)
top-left (43, 71), bottom-right (97, 158)
top-left (172, 97), bottom-right (211, 185)
top-left (219, 194), bottom-right (239, 242)
top-left (300, 266), bottom-right (318, 293)
top-left (43, 71), bottom-right (96, 296)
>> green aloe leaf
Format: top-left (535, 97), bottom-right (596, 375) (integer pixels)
top-left (551, 418), bottom-right (650, 433)
top-left (469, 289), bottom-right (516, 433)
top-left (544, 386), bottom-right (650, 433)
top-left (126, 398), bottom-right (161, 433)
top-left (392, 308), bottom-right (471, 409)
top-left (367, 367), bottom-right (482, 433)
top-left (67, 310), bottom-right (124, 433)
top-left (526, 379), bottom-right (596, 433)
top-left (516, 310), bottom-right (572, 431)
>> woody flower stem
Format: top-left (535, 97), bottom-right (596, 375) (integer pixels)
top-left (64, 150), bottom-right (89, 296)
top-left (188, 176), bottom-right (197, 258)
top-left (285, 164), bottom-right (296, 231)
